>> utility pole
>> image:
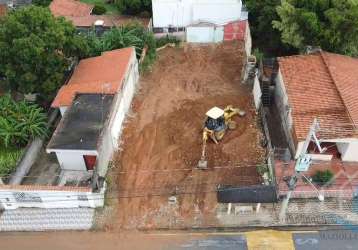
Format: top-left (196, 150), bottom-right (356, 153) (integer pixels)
top-left (279, 119), bottom-right (324, 223)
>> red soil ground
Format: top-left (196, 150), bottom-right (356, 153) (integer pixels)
top-left (109, 42), bottom-right (266, 230)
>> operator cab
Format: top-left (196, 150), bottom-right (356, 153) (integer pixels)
top-left (204, 107), bottom-right (226, 132)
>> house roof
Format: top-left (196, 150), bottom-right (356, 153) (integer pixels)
top-left (47, 94), bottom-right (114, 151)
top-left (278, 51), bottom-right (358, 141)
top-left (49, 0), bottom-right (93, 17)
top-left (51, 47), bottom-right (134, 108)
top-left (67, 14), bottom-right (150, 28)
top-left (0, 4), bottom-right (7, 17)
top-left (49, 0), bottom-right (150, 28)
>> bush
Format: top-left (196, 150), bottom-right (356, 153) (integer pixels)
top-left (32, 0), bottom-right (52, 7)
top-left (312, 170), bottom-right (334, 185)
top-left (0, 147), bottom-right (23, 176)
top-left (92, 4), bottom-right (107, 15)
top-left (85, 22), bottom-right (156, 60)
top-left (0, 95), bottom-right (48, 148)
top-left (115, 0), bottom-right (151, 15)
top-left (156, 35), bottom-right (181, 48)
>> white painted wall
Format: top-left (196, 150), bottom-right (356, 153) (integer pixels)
top-left (214, 26), bottom-right (224, 43)
top-left (152, 0), bottom-right (242, 28)
top-left (296, 140), bottom-right (358, 162)
top-left (244, 21), bottom-right (252, 56)
top-left (109, 54), bottom-right (139, 148)
top-left (193, 0), bottom-right (242, 25)
top-left (253, 75), bottom-right (261, 110)
top-left (52, 150), bottom-right (97, 171)
top-left (337, 141), bottom-right (358, 162)
top-left (187, 24), bottom-right (224, 43)
top-left (187, 26), bottom-right (214, 43)
top-left (0, 186), bottom-right (105, 210)
top-left (152, 0), bottom-right (194, 28)
top-left (275, 69), bottom-right (296, 154)
top-left (94, 51), bottom-right (139, 178)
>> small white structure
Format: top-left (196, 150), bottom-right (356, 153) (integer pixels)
top-left (49, 48), bottom-right (139, 171)
top-left (152, 0), bottom-right (247, 44)
top-left (152, 0), bottom-right (242, 29)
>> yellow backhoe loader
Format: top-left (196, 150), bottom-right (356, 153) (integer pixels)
top-left (197, 105), bottom-right (245, 169)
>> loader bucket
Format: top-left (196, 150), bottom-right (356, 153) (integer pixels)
top-left (197, 159), bottom-right (208, 169)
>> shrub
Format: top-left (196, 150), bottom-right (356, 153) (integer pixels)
top-left (32, 0), bottom-right (52, 7)
top-left (312, 170), bottom-right (334, 185)
top-left (115, 0), bottom-right (151, 15)
top-left (0, 95), bottom-right (48, 148)
top-left (156, 35), bottom-right (181, 48)
top-left (92, 4), bottom-right (107, 15)
top-left (85, 22), bottom-right (156, 61)
top-left (0, 147), bottom-right (23, 176)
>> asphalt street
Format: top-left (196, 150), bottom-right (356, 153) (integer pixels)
top-left (1, 230), bottom-right (358, 250)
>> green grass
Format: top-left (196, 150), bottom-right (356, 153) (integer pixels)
top-left (80, 0), bottom-right (120, 15)
top-left (0, 147), bottom-right (24, 176)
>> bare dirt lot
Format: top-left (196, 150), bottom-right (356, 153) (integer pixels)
top-left (106, 42), bottom-right (266, 230)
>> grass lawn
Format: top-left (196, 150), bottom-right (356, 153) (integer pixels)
top-left (80, 0), bottom-right (120, 15)
top-left (0, 147), bottom-right (24, 176)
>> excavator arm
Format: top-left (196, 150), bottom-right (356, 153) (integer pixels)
top-left (223, 105), bottom-right (240, 121)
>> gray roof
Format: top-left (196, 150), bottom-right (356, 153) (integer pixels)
top-left (47, 94), bottom-right (114, 151)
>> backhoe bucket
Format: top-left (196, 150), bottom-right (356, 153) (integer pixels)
top-left (197, 159), bottom-right (208, 169)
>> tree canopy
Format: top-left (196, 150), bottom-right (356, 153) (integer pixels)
top-left (273, 0), bottom-right (358, 56)
top-left (245, 0), bottom-right (293, 56)
top-left (0, 6), bottom-right (87, 99)
top-left (115, 0), bottom-right (151, 16)
top-left (85, 23), bottom-right (156, 61)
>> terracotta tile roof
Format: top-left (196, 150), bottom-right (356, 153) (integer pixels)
top-left (68, 15), bottom-right (151, 28)
top-left (49, 0), bottom-right (150, 28)
top-left (67, 15), bottom-right (115, 27)
top-left (0, 4), bottom-right (7, 17)
top-left (51, 47), bottom-right (134, 108)
top-left (278, 52), bottom-right (358, 141)
top-left (50, 0), bottom-right (93, 17)
top-left (322, 52), bottom-right (358, 126)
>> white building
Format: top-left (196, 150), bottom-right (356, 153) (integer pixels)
top-left (0, 48), bottom-right (139, 211)
top-left (49, 47), bottom-right (139, 172)
top-left (152, 0), bottom-right (242, 29)
top-left (152, 0), bottom-right (249, 44)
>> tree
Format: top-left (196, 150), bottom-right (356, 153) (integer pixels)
top-left (273, 0), bottom-right (358, 56)
top-left (244, 0), bottom-right (295, 56)
top-left (86, 23), bottom-right (155, 59)
top-left (115, 0), bottom-right (151, 15)
top-left (92, 4), bottom-right (107, 15)
top-left (0, 6), bottom-right (88, 99)
top-left (0, 95), bottom-right (48, 148)
top-left (32, 0), bottom-right (52, 7)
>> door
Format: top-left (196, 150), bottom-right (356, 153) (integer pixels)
top-left (83, 155), bottom-right (97, 171)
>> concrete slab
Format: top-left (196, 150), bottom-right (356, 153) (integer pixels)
top-left (21, 150), bottom-right (60, 185)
